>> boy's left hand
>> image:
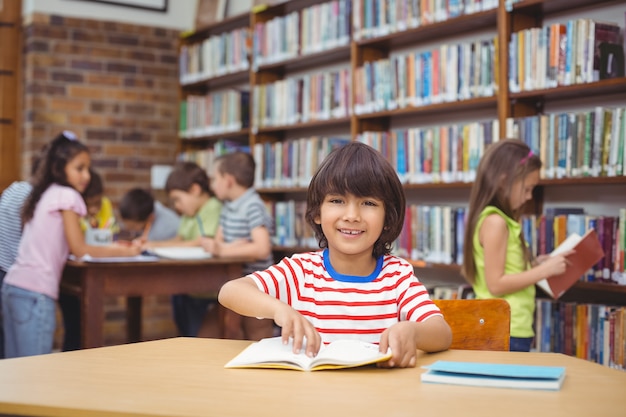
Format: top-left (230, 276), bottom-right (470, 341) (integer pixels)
top-left (377, 322), bottom-right (418, 368)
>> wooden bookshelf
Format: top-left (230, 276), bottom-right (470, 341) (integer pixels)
top-left (177, 0), bottom-right (626, 357)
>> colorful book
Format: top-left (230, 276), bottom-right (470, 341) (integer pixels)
top-left (421, 361), bottom-right (566, 390)
top-left (224, 337), bottom-right (392, 371)
top-left (536, 229), bottom-right (605, 299)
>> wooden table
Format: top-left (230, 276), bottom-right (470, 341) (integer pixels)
top-left (0, 337), bottom-right (624, 417)
top-left (61, 258), bottom-right (250, 348)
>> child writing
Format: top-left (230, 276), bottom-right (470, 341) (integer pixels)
top-left (80, 168), bottom-right (116, 233)
top-left (218, 142), bottom-right (452, 368)
top-left (1, 131), bottom-right (141, 358)
top-left (200, 151), bottom-right (275, 341)
top-left (142, 161), bottom-right (222, 338)
top-left (118, 188), bottom-right (180, 243)
top-left (461, 139), bottom-right (572, 352)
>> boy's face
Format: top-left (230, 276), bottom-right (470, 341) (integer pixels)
top-left (122, 219), bottom-right (147, 233)
top-left (210, 167), bottom-right (229, 201)
top-left (169, 185), bottom-right (202, 217)
top-left (85, 194), bottom-right (103, 217)
top-left (315, 192), bottom-right (385, 263)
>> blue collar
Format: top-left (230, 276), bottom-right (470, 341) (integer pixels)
top-left (322, 248), bottom-right (383, 283)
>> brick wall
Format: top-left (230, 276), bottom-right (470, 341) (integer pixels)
top-left (22, 13), bottom-right (181, 346)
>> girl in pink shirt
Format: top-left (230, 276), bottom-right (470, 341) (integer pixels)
top-left (2, 131), bottom-right (141, 358)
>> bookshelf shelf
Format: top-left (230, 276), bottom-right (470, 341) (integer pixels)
top-left (180, 70), bottom-right (250, 92)
top-left (553, 282), bottom-right (626, 306)
top-left (411, 261), bottom-right (462, 272)
top-left (254, 116), bottom-right (351, 134)
top-left (255, 45), bottom-right (351, 74)
top-left (509, 78), bottom-right (626, 102)
top-left (183, 12), bottom-right (250, 42)
top-left (356, 96), bottom-right (498, 121)
top-left (180, 128), bottom-right (251, 146)
top-left (355, 9), bottom-right (498, 50)
top-left (511, 0), bottom-right (618, 16)
top-left (539, 176), bottom-right (626, 187)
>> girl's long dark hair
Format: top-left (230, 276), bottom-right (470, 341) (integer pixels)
top-left (461, 139), bottom-right (542, 284)
top-left (22, 131), bottom-right (89, 223)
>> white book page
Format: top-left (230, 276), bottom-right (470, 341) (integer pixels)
top-left (536, 233), bottom-right (582, 296)
top-left (224, 337), bottom-right (311, 370)
top-left (310, 339), bottom-right (389, 368)
top-left (152, 247), bottom-right (212, 260)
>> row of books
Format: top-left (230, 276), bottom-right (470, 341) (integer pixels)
top-left (268, 200), bottom-right (317, 248)
top-left (534, 300), bottom-right (626, 371)
top-left (509, 19), bottom-right (622, 93)
top-left (392, 205), bottom-right (626, 284)
top-left (353, 0), bottom-right (498, 41)
top-left (253, 0), bottom-right (351, 68)
top-left (506, 106), bottom-right (626, 179)
top-left (395, 205), bottom-right (467, 265)
top-left (179, 90), bottom-right (250, 138)
top-left (252, 137), bottom-right (351, 189)
top-left (251, 68), bottom-right (351, 128)
top-left (354, 37), bottom-right (497, 115)
top-left (179, 27), bottom-right (250, 85)
top-left (521, 209), bottom-right (626, 285)
top-left (431, 284), bottom-right (475, 300)
top-left (357, 120), bottom-right (499, 184)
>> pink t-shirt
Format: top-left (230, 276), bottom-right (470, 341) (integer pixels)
top-left (5, 183), bottom-right (86, 300)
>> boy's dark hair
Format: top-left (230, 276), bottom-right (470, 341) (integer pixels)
top-left (305, 141), bottom-right (406, 259)
top-left (214, 151), bottom-right (255, 189)
top-left (119, 188), bottom-right (154, 221)
top-left (165, 161), bottom-right (211, 195)
top-left (22, 131), bottom-right (89, 223)
top-left (83, 168), bottom-right (103, 199)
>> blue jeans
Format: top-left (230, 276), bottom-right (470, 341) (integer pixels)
top-left (2, 283), bottom-right (56, 358)
top-left (171, 294), bottom-right (217, 337)
top-left (509, 337), bottom-right (533, 352)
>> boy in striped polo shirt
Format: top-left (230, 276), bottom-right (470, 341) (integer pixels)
top-left (218, 142), bottom-right (452, 368)
top-left (200, 151), bottom-right (275, 340)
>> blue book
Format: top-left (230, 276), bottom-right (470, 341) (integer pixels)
top-left (421, 361), bottom-right (566, 391)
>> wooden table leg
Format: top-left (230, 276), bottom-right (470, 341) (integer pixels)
top-left (126, 296), bottom-right (142, 343)
top-left (81, 272), bottom-right (105, 349)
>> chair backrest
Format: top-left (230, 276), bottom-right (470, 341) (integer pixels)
top-left (433, 299), bottom-right (511, 351)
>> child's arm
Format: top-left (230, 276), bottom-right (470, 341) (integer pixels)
top-left (209, 226), bottom-right (272, 259)
top-left (142, 235), bottom-right (202, 249)
top-left (480, 214), bottom-right (572, 296)
top-left (218, 277), bottom-right (322, 356)
top-left (63, 210), bottom-right (141, 257)
top-left (378, 316), bottom-right (452, 368)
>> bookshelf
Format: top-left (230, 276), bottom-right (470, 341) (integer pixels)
top-left (178, 0), bottom-right (626, 364)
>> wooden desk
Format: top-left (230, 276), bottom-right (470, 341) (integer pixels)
top-left (0, 338), bottom-right (624, 417)
top-left (61, 258), bottom-right (249, 348)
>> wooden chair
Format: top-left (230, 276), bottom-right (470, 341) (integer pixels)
top-left (433, 299), bottom-right (511, 351)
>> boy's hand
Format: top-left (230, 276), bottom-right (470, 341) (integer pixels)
top-left (199, 236), bottom-right (216, 254)
top-left (378, 322), bottom-right (418, 368)
top-left (273, 303), bottom-right (321, 358)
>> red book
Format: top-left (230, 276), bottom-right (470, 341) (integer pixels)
top-left (536, 229), bottom-right (605, 299)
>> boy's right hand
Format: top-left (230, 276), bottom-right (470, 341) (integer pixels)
top-left (273, 304), bottom-right (321, 358)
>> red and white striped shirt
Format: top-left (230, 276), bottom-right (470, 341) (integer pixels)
top-left (249, 249), bottom-right (442, 344)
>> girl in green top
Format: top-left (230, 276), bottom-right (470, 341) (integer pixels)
top-left (461, 139), bottom-right (572, 352)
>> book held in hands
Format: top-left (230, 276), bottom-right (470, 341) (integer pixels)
top-left (224, 336), bottom-right (392, 371)
top-left (536, 229), bottom-right (604, 299)
top-left (421, 360), bottom-right (566, 391)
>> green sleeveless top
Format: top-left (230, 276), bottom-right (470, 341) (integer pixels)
top-left (472, 206), bottom-right (535, 338)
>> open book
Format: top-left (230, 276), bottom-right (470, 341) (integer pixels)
top-left (151, 247), bottom-right (212, 260)
top-left (536, 229), bottom-right (604, 299)
top-left (421, 360), bottom-right (566, 390)
top-left (224, 336), bottom-right (392, 371)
